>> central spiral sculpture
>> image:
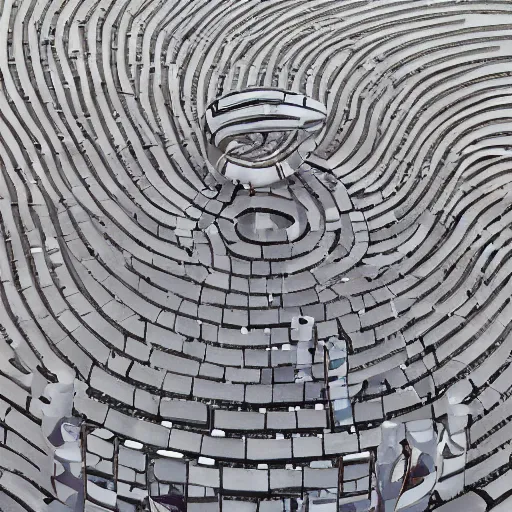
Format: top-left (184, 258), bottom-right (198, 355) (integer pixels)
top-left (202, 88), bottom-right (327, 187)
top-left (198, 89), bottom-right (363, 282)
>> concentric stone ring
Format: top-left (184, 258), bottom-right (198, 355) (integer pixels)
top-left (202, 88), bottom-right (327, 187)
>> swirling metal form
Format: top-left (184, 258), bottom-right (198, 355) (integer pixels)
top-left (202, 88), bottom-right (326, 186)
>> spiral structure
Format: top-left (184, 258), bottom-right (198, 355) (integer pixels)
top-left (1, 0), bottom-right (512, 511)
top-left (202, 89), bottom-right (327, 186)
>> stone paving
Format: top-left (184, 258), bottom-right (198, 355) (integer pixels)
top-left (1, 0), bottom-right (512, 511)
